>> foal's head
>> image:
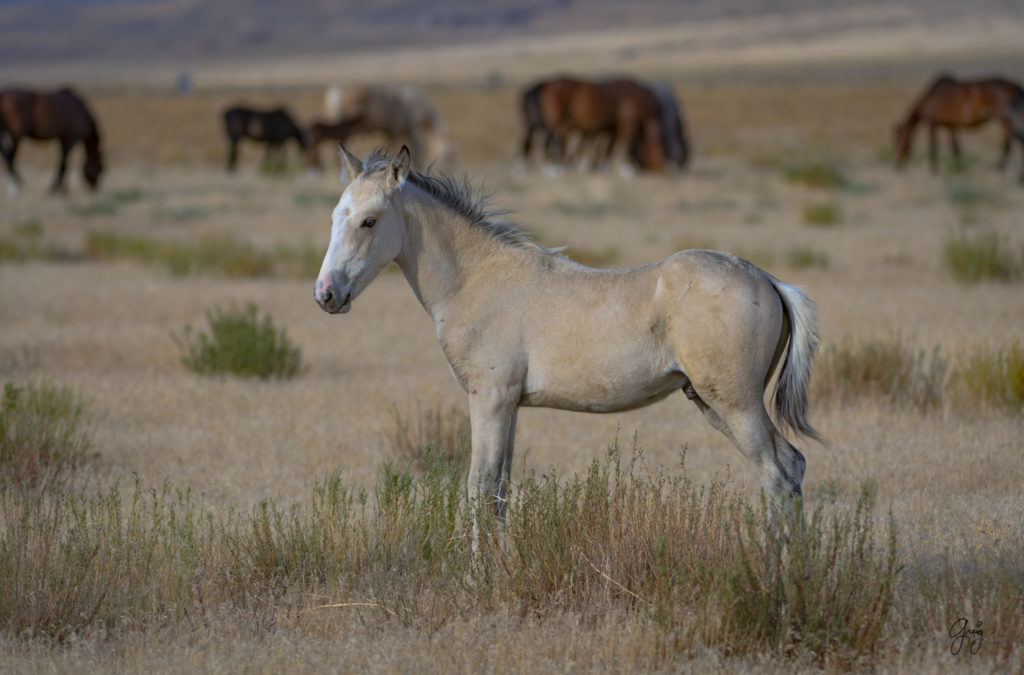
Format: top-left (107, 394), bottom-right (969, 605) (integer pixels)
top-left (314, 145), bottom-right (411, 314)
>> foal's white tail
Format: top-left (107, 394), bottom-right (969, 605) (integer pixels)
top-left (769, 280), bottom-right (824, 442)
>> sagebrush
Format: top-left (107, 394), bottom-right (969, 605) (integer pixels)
top-left (174, 304), bottom-right (302, 379)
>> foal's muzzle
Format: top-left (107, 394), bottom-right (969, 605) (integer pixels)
top-left (314, 279), bottom-right (352, 314)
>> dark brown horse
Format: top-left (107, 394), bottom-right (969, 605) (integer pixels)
top-left (305, 115), bottom-right (364, 172)
top-left (0, 87), bottom-right (103, 194)
top-left (894, 74), bottom-right (1024, 181)
top-left (523, 76), bottom-right (667, 172)
top-left (223, 105), bottom-right (307, 172)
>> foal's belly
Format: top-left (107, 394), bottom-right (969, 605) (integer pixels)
top-left (519, 364), bottom-right (687, 413)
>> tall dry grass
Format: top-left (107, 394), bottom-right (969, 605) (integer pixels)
top-left (3, 405), bottom-right (1021, 669)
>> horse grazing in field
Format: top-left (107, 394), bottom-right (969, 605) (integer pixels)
top-left (0, 87), bottom-right (103, 194)
top-left (323, 84), bottom-right (451, 169)
top-left (306, 115), bottom-right (365, 171)
top-left (523, 76), bottom-right (667, 172)
top-left (315, 145), bottom-right (822, 527)
top-left (223, 106), bottom-right (307, 172)
top-left (894, 74), bottom-right (1024, 182)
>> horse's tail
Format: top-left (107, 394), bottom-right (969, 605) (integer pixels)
top-left (521, 82), bottom-right (544, 131)
top-left (1009, 88), bottom-right (1024, 136)
top-left (646, 81), bottom-right (689, 169)
top-left (768, 278), bottom-right (824, 443)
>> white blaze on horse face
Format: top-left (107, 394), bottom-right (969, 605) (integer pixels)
top-left (315, 178), bottom-right (404, 314)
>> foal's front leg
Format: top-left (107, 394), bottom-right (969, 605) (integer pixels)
top-left (467, 388), bottom-right (519, 520)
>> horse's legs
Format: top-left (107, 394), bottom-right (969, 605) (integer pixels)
top-left (1, 135), bottom-right (21, 195)
top-left (690, 395), bottom-right (805, 500)
top-left (520, 124), bottom-right (536, 160)
top-left (226, 138), bottom-right (239, 171)
top-left (1016, 131), bottom-right (1024, 184)
top-left (50, 139), bottom-right (73, 193)
top-left (997, 119), bottom-right (1012, 171)
top-left (500, 409), bottom-right (519, 503)
top-left (467, 389), bottom-right (519, 521)
top-left (928, 124), bottom-right (939, 173)
top-left (949, 128), bottom-right (963, 171)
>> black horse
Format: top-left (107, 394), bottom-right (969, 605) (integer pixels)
top-left (223, 105), bottom-right (307, 172)
top-left (0, 87), bottom-right (104, 193)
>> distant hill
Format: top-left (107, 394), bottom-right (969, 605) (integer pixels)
top-left (0, 0), bottom-right (1014, 66)
top-left (2, 0), bottom-right (1022, 87)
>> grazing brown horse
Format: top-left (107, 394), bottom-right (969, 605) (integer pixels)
top-left (894, 75), bottom-right (1024, 181)
top-left (223, 106), bottom-right (307, 172)
top-left (305, 115), bottom-right (365, 171)
top-left (525, 76), bottom-right (666, 172)
top-left (0, 87), bottom-right (103, 194)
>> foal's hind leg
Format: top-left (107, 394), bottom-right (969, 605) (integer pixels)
top-left (689, 393), bottom-right (805, 499)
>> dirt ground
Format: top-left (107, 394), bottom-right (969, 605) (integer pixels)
top-left (2, 18), bottom-right (1023, 670)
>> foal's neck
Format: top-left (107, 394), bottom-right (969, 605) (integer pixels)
top-left (394, 187), bottom-right (500, 320)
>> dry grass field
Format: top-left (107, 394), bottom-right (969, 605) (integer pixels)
top-left (2, 24), bottom-right (1024, 672)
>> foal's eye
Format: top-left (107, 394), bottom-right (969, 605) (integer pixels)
top-left (360, 216), bottom-right (377, 229)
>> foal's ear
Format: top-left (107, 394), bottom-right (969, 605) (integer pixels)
top-left (338, 143), bottom-right (363, 182)
top-left (387, 145), bottom-right (411, 190)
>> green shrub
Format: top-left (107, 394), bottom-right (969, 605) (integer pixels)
top-left (174, 304), bottom-right (302, 379)
top-left (0, 382), bottom-right (92, 489)
top-left (86, 232), bottom-right (289, 279)
top-left (0, 221), bottom-right (66, 262)
top-left (945, 177), bottom-right (999, 207)
top-left (802, 200), bottom-right (843, 226)
top-left (956, 341), bottom-right (1024, 409)
top-left (942, 230), bottom-right (1021, 284)
top-left (782, 159), bottom-right (849, 189)
top-left (785, 246), bottom-right (830, 269)
top-left (813, 336), bottom-right (948, 409)
top-left (152, 205), bottom-right (208, 223)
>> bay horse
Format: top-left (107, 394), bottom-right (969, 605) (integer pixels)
top-left (306, 115), bottom-right (365, 172)
top-left (323, 84), bottom-right (451, 169)
top-left (223, 106), bottom-right (307, 172)
top-left (315, 145), bottom-right (822, 526)
top-left (527, 76), bottom-right (667, 172)
top-left (0, 87), bottom-right (103, 194)
top-left (894, 74), bottom-right (1024, 182)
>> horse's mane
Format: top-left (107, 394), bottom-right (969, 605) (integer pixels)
top-left (363, 148), bottom-right (540, 250)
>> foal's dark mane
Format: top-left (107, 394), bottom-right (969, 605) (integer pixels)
top-left (362, 148), bottom-right (539, 250)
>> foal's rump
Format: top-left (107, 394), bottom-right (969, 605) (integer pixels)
top-left (659, 250), bottom-right (819, 438)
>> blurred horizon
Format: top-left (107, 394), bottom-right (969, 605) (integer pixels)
top-left (0, 0), bottom-right (1022, 90)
